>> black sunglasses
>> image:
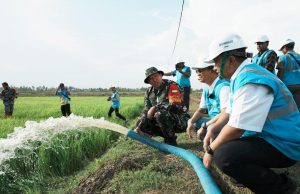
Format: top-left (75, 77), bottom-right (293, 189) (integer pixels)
top-left (196, 67), bottom-right (213, 73)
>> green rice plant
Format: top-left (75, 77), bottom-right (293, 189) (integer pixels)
top-left (0, 128), bottom-right (119, 193)
top-left (0, 96), bottom-right (144, 193)
top-left (0, 96), bottom-right (143, 137)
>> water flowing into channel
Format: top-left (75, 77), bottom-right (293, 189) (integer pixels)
top-left (0, 114), bottom-right (127, 169)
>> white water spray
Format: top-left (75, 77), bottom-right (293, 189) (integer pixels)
top-left (0, 114), bottom-right (129, 167)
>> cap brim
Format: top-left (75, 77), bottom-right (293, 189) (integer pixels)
top-left (144, 71), bottom-right (164, 84)
top-left (255, 41), bottom-right (268, 44)
top-left (203, 56), bottom-right (215, 63)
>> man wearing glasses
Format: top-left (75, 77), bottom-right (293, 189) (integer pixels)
top-left (202, 33), bottom-right (300, 194)
top-left (186, 64), bottom-right (230, 141)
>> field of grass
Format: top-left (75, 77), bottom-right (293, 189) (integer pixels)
top-left (0, 96), bottom-right (144, 193)
top-left (0, 96), bottom-right (143, 138)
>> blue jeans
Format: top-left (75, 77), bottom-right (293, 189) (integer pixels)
top-left (193, 117), bottom-right (210, 130)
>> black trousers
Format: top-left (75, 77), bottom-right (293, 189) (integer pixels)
top-left (214, 137), bottom-right (296, 194)
top-left (61, 104), bottom-right (71, 116)
top-left (182, 86), bottom-right (190, 111)
top-left (108, 106), bottom-right (126, 121)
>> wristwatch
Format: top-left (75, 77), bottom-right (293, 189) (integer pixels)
top-left (207, 145), bottom-right (214, 155)
top-left (201, 122), bottom-right (207, 130)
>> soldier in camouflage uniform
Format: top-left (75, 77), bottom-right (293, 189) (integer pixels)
top-left (0, 82), bottom-right (18, 118)
top-left (134, 67), bottom-right (190, 146)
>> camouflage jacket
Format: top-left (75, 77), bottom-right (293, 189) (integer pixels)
top-left (0, 87), bottom-right (17, 102)
top-left (143, 79), bottom-right (184, 115)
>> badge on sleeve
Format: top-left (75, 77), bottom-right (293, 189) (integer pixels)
top-left (168, 83), bottom-right (182, 105)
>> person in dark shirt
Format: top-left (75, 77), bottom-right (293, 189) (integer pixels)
top-left (0, 82), bottom-right (18, 118)
top-left (55, 83), bottom-right (71, 117)
top-left (135, 67), bottom-right (190, 146)
top-left (252, 35), bottom-right (277, 73)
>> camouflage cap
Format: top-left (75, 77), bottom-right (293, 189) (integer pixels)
top-left (144, 67), bottom-right (164, 84)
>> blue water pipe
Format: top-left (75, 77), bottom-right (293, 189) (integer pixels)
top-left (127, 130), bottom-right (222, 194)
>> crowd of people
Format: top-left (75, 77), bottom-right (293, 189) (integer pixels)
top-left (0, 82), bottom-right (128, 125)
top-left (1, 33), bottom-right (300, 193)
top-left (134, 34), bottom-right (300, 194)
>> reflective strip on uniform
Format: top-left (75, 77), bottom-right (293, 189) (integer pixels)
top-left (239, 67), bottom-right (297, 120)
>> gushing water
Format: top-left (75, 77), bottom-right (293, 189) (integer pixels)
top-left (0, 114), bottom-right (128, 168)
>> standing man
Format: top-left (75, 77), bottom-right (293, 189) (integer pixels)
top-left (186, 63), bottom-right (230, 139)
top-left (277, 39), bottom-right (300, 110)
top-left (252, 35), bottom-right (277, 73)
top-left (202, 33), bottom-right (300, 194)
top-left (0, 82), bottom-right (18, 118)
top-left (55, 83), bottom-right (71, 117)
top-left (135, 67), bottom-right (190, 146)
top-left (107, 85), bottom-right (128, 125)
top-left (164, 62), bottom-right (191, 111)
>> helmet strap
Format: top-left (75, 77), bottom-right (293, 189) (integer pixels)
top-left (220, 52), bottom-right (228, 79)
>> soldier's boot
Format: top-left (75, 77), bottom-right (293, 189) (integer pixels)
top-left (154, 112), bottom-right (178, 146)
top-left (164, 135), bottom-right (178, 146)
top-left (4, 113), bottom-right (10, 118)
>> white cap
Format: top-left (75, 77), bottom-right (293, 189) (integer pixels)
top-left (279, 39), bottom-right (295, 51)
top-left (204, 33), bottom-right (247, 63)
top-left (192, 63), bottom-right (214, 70)
top-left (110, 84), bottom-right (115, 88)
top-left (255, 35), bottom-right (269, 43)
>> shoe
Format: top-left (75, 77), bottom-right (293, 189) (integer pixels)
top-left (164, 136), bottom-right (178, 146)
top-left (125, 120), bottom-right (129, 126)
top-left (280, 173), bottom-right (297, 194)
top-left (229, 177), bottom-right (245, 188)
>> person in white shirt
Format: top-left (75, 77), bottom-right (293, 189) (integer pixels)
top-left (186, 63), bottom-right (230, 140)
top-left (202, 33), bottom-right (300, 194)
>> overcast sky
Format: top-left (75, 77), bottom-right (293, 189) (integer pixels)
top-left (0, 0), bottom-right (299, 89)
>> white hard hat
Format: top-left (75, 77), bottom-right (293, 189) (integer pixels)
top-left (255, 35), bottom-right (269, 43)
top-left (279, 39), bottom-right (295, 51)
top-left (191, 63), bottom-right (214, 70)
top-left (110, 84), bottom-right (115, 88)
top-left (204, 33), bottom-right (247, 63)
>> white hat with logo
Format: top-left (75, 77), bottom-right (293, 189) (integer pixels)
top-left (255, 35), bottom-right (269, 43)
top-left (279, 39), bottom-right (295, 51)
top-left (204, 33), bottom-right (247, 63)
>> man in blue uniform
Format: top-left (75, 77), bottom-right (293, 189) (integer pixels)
top-left (202, 33), bottom-right (300, 194)
top-left (186, 63), bottom-right (229, 140)
top-left (164, 62), bottom-right (191, 111)
top-left (55, 83), bottom-right (72, 117)
top-left (107, 85), bottom-right (128, 125)
top-left (277, 39), bottom-right (300, 110)
top-left (252, 35), bottom-right (277, 73)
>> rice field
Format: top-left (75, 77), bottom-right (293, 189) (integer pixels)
top-left (0, 96), bottom-right (144, 193)
top-left (0, 96), bottom-right (143, 138)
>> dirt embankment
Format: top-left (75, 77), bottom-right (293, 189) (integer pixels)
top-left (71, 94), bottom-right (300, 194)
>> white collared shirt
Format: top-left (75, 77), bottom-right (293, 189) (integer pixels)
top-left (199, 77), bottom-right (230, 110)
top-left (226, 59), bottom-right (274, 132)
